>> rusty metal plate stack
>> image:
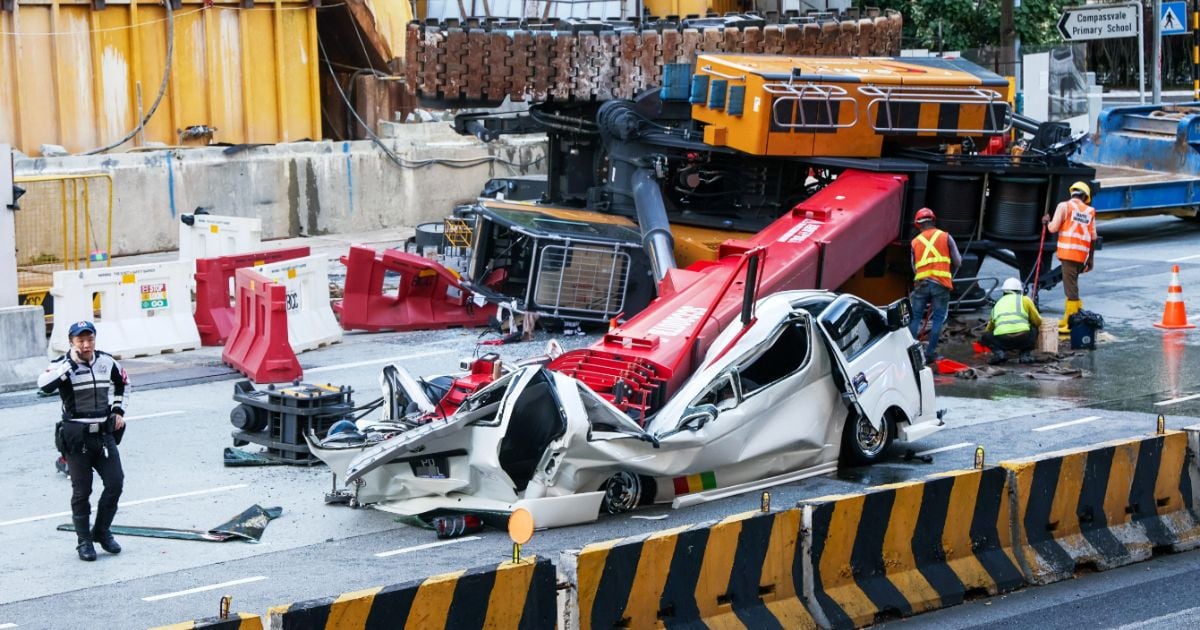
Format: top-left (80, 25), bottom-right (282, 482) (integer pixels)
top-left (405, 11), bottom-right (904, 104)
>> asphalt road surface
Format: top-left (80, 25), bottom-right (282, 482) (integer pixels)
top-left (1, 215), bottom-right (1199, 628)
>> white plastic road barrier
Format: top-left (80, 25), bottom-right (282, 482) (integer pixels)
top-left (49, 262), bottom-right (201, 358)
top-left (178, 214), bottom-right (263, 261)
top-left (253, 255), bottom-right (342, 353)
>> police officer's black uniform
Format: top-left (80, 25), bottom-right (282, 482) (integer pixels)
top-left (38, 321), bottom-right (128, 561)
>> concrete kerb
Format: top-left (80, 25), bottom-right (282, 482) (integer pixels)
top-left (0, 305), bottom-right (49, 392)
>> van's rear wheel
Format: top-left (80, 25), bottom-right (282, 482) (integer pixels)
top-left (601, 471), bottom-right (642, 514)
top-left (842, 411), bottom-right (894, 465)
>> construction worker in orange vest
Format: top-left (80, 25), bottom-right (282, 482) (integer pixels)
top-left (1044, 181), bottom-right (1096, 334)
top-left (909, 208), bottom-right (962, 364)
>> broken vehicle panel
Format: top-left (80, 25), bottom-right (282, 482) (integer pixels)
top-left (309, 290), bottom-right (943, 527)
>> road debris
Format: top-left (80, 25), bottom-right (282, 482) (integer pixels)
top-left (56, 505), bottom-right (283, 543)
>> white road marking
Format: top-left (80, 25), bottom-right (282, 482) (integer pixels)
top-left (630, 514), bottom-right (670, 521)
top-left (374, 536), bottom-right (481, 558)
top-left (0, 484), bottom-right (247, 527)
top-left (306, 350), bottom-right (456, 374)
top-left (125, 411), bottom-right (184, 421)
top-left (1033, 416), bottom-right (1102, 432)
top-left (1155, 393), bottom-right (1200, 407)
top-left (142, 576), bottom-right (267, 602)
top-left (1168, 253), bottom-right (1200, 263)
top-left (1104, 264), bottom-right (1141, 273)
top-left (915, 442), bottom-right (974, 457)
top-left (1112, 605), bottom-right (1200, 629)
top-left (0, 623), bottom-right (17, 628)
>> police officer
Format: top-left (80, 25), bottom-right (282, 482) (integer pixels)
top-left (981, 278), bottom-right (1043, 365)
top-left (1045, 181), bottom-right (1096, 333)
top-left (38, 321), bottom-right (128, 561)
top-left (909, 208), bottom-right (962, 364)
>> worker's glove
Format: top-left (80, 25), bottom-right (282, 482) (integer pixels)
top-left (1084, 251), bottom-right (1094, 273)
top-left (1041, 215), bottom-right (1051, 225)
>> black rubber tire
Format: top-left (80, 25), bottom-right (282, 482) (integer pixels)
top-left (841, 410), bottom-right (895, 466)
top-left (600, 471), bottom-right (642, 514)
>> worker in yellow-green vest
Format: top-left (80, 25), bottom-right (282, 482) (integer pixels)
top-left (981, 277), bottom-right (1043, 365)
top-left (909, 208), bottom-right (962, 364)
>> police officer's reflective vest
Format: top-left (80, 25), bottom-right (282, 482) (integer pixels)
top-left (991, 292), bottom-right (1031, 336)
top-left (912, 228), bottom-right (953, 289)
top-left (1056, 199), bottom-right (1095, 264)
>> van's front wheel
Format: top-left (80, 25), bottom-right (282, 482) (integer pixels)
top-left (841, 411), bottom-right (894, 465)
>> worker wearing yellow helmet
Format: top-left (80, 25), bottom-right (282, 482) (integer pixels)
top-left (1044, 181), bottom-right (1096, 334)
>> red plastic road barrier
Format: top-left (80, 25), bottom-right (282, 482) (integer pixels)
top-left (334, 245), bottom-right (495, 332)
top-left (222, 267), bottom-right (302, 384)
top-left (194, 246), bottom-right (310, 346)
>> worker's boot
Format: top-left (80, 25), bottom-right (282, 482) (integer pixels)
top-left (988, 350), bottom-right (1008, 365)
top-left (73, 516), bottom-right (96, 562)
top-left (92, 506), bottom-right (121, 555)
top-left (1059, 299), bottom-right (1081, 335)
top-left (1018, 351), bottom-right (1035, 364)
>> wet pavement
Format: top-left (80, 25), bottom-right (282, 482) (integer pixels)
top-left (935, 214), bottom-right (1200, 420)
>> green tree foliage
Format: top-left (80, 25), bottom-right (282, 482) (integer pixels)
top-left (869, 0), bottom-right (1085, 49)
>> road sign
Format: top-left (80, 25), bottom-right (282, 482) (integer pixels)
top-left (1057, 3), bottom-right (1140, 41)
top-left (1161, 1), bottom-right (1190, 35)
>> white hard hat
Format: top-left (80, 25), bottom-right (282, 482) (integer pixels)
top-left (1002, 278), bottom-right (1023, 293)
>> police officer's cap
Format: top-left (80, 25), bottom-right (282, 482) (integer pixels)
top-left (68, 321), bottom-right (97, 338)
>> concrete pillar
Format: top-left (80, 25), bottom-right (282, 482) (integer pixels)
top-left (1, 144), bottom-right (15, 307)
top-left (0, 305), bottom-right (48, 392)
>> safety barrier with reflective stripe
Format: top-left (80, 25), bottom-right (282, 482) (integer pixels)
top-left (563, 510), bottom-right (818, 629)
top-left (49, 261), bottom-right (201, 358)
top-left (179, 214), bottom-right (263, 261)
top-left (1002, 431), bottom-right (1200, 585)
top-left (801, 467), bottom-right (1024, 628)
top-left (253, 254), bottom-right (342, 353)
top-left (267, 557), bottom-right (555, 629)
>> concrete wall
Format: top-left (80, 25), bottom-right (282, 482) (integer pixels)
top-left (13, 123), bottom-right (547, 257)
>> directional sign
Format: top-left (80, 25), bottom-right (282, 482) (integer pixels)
top-left (1161, 1), bottom-right (1190, 36)
top-left (1057, 3), bottom-right (1140, 41)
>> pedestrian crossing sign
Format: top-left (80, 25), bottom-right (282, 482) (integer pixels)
top-left (1161, 1), bottom-right (1188, 36)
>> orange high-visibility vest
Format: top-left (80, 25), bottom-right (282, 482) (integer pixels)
top-left (1056, 199), bottom-right (1096, 264)
top-left (912, 228), bottom-right (953, 289)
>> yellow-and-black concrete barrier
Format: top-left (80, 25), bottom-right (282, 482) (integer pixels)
top-left (800, 466), bottom-right (1024, 629)
top-left (563, 509), bottom-right (819, 629)
top-left (267, 556), bottom-right (554, 629)
top-left (151, 612), bottom-right (264, 630)
top-left (1002, 431), bottom-right (1200, 585)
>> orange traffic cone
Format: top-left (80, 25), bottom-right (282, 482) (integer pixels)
top-left (1153, 265), bottom-right (1195, 330)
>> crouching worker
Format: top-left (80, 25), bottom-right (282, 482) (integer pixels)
top-left (38, 321), bottom-right (128, 561)
top-left (981, 278), bottom-right (1042, 365)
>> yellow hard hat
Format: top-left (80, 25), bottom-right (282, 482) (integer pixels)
top-left (1069, 181), bottom-right (1091, 202)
